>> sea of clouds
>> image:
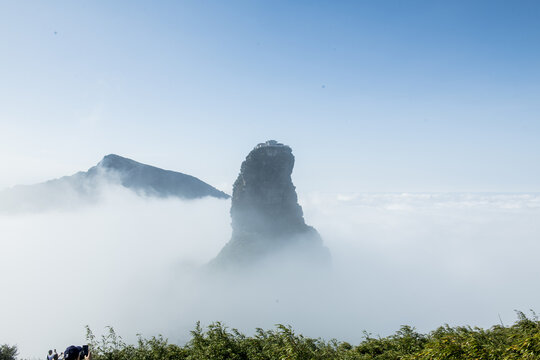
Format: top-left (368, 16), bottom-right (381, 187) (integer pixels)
top-left (1, 186), bottom-right (539, 358)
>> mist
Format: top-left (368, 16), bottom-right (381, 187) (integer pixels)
top-left (1, 187), bottom-right (539, 359)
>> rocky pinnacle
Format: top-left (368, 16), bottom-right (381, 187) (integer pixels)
top-left (210, 140), bottom-right (330, 268)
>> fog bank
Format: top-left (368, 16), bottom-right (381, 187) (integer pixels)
top-left (1, 189), bottom-right (539, 358)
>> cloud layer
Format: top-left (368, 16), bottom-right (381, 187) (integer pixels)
top-left (1, 189), bottom-right (539, 358)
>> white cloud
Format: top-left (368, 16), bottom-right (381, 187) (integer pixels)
top-left (1, 191), bottom-right (539, 358)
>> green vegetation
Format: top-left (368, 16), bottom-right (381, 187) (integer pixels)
top-left (4, 312), bottom-right (538, 360)
top-left (82, 311), bottom-right (540, 360)
top-left (0, 344), bottom-right (18, 360)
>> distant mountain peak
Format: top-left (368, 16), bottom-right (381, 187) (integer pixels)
top-left (101, 153), bottom-right (127, 163)
top-left (210, 140), bottom-right (329, 268)
top-left (98, 154), bottom-right (143, 170)
top-left (90, 154), bottom-right (230, 199)
top-left (0, 154), bottom-right (229, 213)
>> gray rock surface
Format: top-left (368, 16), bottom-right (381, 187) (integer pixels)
top-left (0, 154), bottom-right (229, 213)
top-left (210, 140), bottom-right (330, 268)
top-left (91, 154), bottom-right (229, 199)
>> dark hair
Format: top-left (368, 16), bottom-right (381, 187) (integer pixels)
top-left (64, 346), bottom-right (82, 360)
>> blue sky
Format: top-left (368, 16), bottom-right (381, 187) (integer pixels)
top-left (1, 0), bottom-right (539, 192)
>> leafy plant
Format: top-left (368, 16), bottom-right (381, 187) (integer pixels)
top-left (81, 310), bottom-right (540, 360)
top-left (0, 344), bottom-right (18, 360)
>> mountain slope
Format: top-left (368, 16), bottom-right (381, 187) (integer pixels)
top-left (91, 154), bottom-right (229, 199)
top-left (0, 154), bottom-right (229, 213)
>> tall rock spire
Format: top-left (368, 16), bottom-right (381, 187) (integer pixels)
top-left (211, 140), bottom-right (330, 268)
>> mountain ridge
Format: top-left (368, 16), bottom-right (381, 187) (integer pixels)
top-left (89, 154), bottom-right (230, 199)
top-left (0, 154), bottom-right (229, 213)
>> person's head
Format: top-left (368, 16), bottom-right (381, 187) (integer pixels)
top-left (48, 350), bottom-right (53, 355)
top-left (64, 346), bottom-right (82, 360)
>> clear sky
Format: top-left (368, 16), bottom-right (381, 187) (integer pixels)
top-left (1, 0), bottom-right (539, 193)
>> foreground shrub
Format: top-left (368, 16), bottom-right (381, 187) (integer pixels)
top-left (0, 345), bottom-right (18, 360)
top-left (84, 311), bottom-right (540, 360)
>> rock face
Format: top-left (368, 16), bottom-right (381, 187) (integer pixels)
top-left (90, 154), bottom-right (230, 200)
top-left (211, 140), bottom-right (330, 268)
top-left (0, 154), bottom-right (229, 213)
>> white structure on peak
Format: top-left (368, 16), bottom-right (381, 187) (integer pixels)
top-left (255, 140), bottom-right (285, 149)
